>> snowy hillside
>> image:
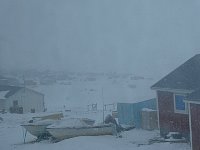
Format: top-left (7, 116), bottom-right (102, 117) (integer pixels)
top-left (31, 74), bottom-right (155, 111)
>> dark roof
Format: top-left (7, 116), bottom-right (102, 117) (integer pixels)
top-left (151, 54), bottom-right (200, 91)
top-left (0, 85), bottom-right (23, 98)
top-left (185, 89), bottom-right (200, 102)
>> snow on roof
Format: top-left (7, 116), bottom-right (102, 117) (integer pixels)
top-left (0, 91), bottom-right (9, 99)
top-left (142, 108), bottom-right (156, 112)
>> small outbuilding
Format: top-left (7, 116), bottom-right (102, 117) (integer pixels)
top-left (117, 98), bottom-right (157, 129)
top-left (0, 85), bottom-right (45, 114)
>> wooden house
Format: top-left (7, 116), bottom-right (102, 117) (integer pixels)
top-left (0, 85), bottom-right (45, 114)
top-left (151, 54), bottom-right (200, 150)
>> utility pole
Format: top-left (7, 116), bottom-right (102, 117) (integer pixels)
top-left (23, 75), bottom-right (26, 94)
top-left (102, 87), bottom-right (104, 123)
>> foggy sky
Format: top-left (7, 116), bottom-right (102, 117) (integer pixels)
top-left (0, 0), bottom-right (200, 77)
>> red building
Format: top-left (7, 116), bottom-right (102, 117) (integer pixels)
top-left (186, 89), bottom-right (200, 150)
top-left (151, 54), bottom-right (200, 150)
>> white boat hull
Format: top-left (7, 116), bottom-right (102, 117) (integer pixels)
top-left (21, 124), bottom-right (51, 138)
top-left (47, 124), bottom-right (116, 140)
top-left (21, 113), bottom-right (63, 139)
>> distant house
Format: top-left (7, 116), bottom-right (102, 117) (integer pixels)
top-left (0, 85), bottom-right (45, 114)
top-left (151, 54), bottom-right (200, 150)
top-left (117, 98), bottom-right (157, 129)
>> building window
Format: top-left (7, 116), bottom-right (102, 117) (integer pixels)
top-left (174, 94), bottom-right (188, 114)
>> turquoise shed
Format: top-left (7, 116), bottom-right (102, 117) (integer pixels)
top-left (117, 98), bottom-right (157, 128)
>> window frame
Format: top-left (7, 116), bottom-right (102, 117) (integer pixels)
top-left (173, 93), bottom-right (188, 114)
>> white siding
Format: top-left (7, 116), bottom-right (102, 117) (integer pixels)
top-left (5, 88), bottom-right (44, 113)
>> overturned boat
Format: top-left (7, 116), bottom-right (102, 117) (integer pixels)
top-left (46, 118), bottom-right (116, 140)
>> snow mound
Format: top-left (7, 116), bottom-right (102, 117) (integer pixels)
top-left (48, 118), bottom-right (90, 128)
top-left (23, 119), bottom-right (56, 126)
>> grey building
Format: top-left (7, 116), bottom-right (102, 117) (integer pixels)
top-left (0, 85), bottom-right (45, 113)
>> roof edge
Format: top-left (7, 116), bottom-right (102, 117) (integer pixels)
top-left (184, 100), bottom-right (200, 105)
top-left (151, 87), bottom-right (194, 94)
top-left (20, 88), bottom-right (44, 96)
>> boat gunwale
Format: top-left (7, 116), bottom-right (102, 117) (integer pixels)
top-left (21, 124), bottom-right (51, 127)
top-left (46, 124), bottom-right (115, 130)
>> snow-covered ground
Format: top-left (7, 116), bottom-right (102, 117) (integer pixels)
top-left (0, 113), bottom-right (190, 150)
top-left (0, 76), bottom-right (191, 150)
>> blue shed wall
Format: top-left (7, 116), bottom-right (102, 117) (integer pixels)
top-left (117, 98), bottom-right (156, 128)
top-left (117, 103), bottom-right (134, 125)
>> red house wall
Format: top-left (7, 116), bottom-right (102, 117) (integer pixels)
top-left (157, 91), bottom-right (189, 137)
top-left (190, 103), bottom-right (200, 150)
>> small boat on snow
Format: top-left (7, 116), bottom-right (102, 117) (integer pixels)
top-left (21, 119), bottom-right (56, 139)
top-left (21, 112), bottom-right (63, 139)
top-left (46, 118), bottom-right (116, 140)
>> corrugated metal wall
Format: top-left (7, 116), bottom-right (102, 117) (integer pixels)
top-left (117, 98), bottom-right (156, 128)
top-left (117, 103), bottom-right (134, 125)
